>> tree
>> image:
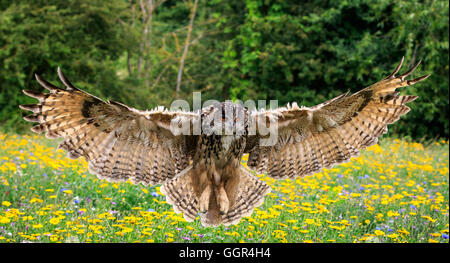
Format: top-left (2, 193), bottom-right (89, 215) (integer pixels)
top-left (224, 0), bottom-right (449, 138)
top-left (0, 0), bottom-right (130, 131)
top-left (1, 0), bottom-right (448, 139)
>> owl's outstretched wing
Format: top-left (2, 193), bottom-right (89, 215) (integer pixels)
top-left (20, 68), bottom-right (199, 185)
top-left (246, 57), bottom-right (430, 179)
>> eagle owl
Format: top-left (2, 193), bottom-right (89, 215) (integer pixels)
top-left (20, 57), bottom-right (429, 227)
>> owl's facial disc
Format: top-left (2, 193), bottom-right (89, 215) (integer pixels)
top-left (201, 101), bottom-right (247, 136)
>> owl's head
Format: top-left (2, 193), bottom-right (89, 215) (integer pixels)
top-left (201, 101), bottom-right (248, 137)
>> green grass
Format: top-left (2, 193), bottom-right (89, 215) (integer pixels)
top-left (0, 133), bottom-right (448, 243)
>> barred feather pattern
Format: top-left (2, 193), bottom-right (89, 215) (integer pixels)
top-left (160, 166), bottom-right (199, 222)
top-left (220, 167), bottom-right (271, 226)
top-left (198, 166), bottom-right (271, 227)
top-left (161, 161), bottom-right (271, 227)
top-left (21, 69), bottom-right (193, 186)
top-left (247, 147), bottom-right (270, 174)
top-left (247, 57), bottom-right (430, 180)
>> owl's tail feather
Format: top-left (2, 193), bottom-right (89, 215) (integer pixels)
top-left (160, 165), bottom-right (199, 222)
top-left (201, 166), bottom-right (271, 227)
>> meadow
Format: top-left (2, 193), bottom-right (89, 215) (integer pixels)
top-left (0, 132), bottom-right (448, 243)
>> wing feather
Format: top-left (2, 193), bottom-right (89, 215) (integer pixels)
top-left (247, 57), bottom-right (429, 179)
top-left (21, 69), bottom-right (199, 185)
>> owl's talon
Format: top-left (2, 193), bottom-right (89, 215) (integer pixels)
top-left (199, 184), bottom-right (211, 214)
top-left (217, 186), bottom-right (229, 215)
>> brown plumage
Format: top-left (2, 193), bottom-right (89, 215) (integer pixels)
top-left (20, 58), bottom-right (429, 227)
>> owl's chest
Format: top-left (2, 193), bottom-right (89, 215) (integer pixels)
top-left (196, 135), bottom-right (246, 166)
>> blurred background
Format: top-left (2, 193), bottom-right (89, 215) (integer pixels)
top-left (0, 0), bottom-right (448, 139)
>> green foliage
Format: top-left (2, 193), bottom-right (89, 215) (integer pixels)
top-left (226, 0), bottom-right (449, 138)
top-left (0, 0), bottom-right (448, 139)
top-left (0, 0), bottom-right (129, 131)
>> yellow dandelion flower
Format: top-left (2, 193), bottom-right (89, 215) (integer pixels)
top-left (387, 211), bottom-right (400, 217)
top-left (29, 198), bottom-right (43, 204)
top-left (387, 233), bottom-right (399, 239)
top-left (329, 225), bottom-right (343, 231)
top-left (0, 216), bottom-right (11, 224)
top-left (49, 218), bottom-right (61, 225)
top-left (374, 230), bottom-right (385, 236)
top-left (421, 216), bottom-right (436, 223)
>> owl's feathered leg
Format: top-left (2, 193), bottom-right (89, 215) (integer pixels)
top-left (162, 164), bottom-right (271, 227)
top-left (199, 180), bottom-right (211, 213)
top-left (215, 181), bottom-right (230, 215)
top-left (200, 166), bottom-right (271, 227)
